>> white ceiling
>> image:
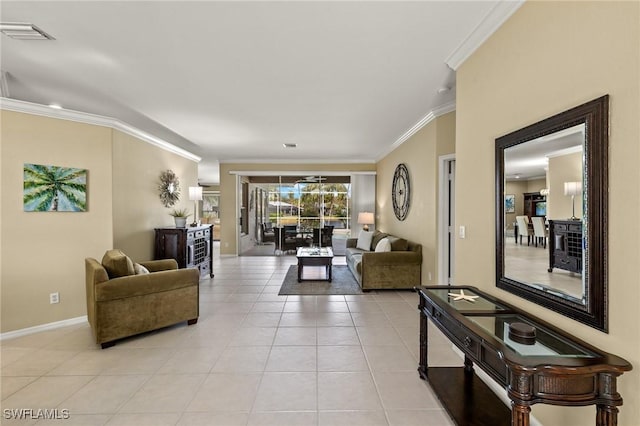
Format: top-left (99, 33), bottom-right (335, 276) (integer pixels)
top-left (1, 1), bottom-right (520, 184)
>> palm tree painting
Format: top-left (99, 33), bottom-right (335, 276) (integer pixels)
top-left (23, 163), bottom-right (87, 212)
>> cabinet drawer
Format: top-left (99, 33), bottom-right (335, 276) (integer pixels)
top-left (431, 307), bottom-right (480, 357)
top-left (554, 254), bottom-right (578, 271)
top-left (554, 223), bottom-right (568, 232)
top-left (199, 262), bottom-right (210, 278)
top-left (568, 223), bottom-right (582, 232)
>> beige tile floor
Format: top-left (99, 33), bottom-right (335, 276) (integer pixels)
top-left (1, 247), bottom-right (460, 426)
top-left (504, 237), bottom-right (583, 299)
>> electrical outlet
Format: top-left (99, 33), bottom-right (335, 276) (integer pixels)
top-left (49, 292), bottom-right (59, 304)
top-left (428, 272), bottom-right (432, 281)
top-left (459, 225), bottom-right (466, 239)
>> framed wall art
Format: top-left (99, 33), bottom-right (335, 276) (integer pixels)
top-left (23, 163), bottom-right (87, 212)
top-left (505, 194), bottom-right (515, 213)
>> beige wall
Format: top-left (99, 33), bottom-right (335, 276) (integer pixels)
top-left (376, 112), bottom-right (455, 285)
top-left (112, 130), bottom-right (198, 261)
top-left (456, 2), bottom-right (639, 425)
top-left (547, 151), bottom-right (582, 220)
top-left (1, 111), bottom-right (113, 332)
top-left (0, 110), bottom-right (199, 333)
top-left (218, 163), bottom-right (376, 255)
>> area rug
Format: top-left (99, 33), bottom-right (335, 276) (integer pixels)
top-left (278, 265), bottom-right (363, 295)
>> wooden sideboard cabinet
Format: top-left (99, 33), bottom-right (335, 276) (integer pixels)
top-left (154, 225), bottom-right (214, 279)
top-left (418, 286), bottom-right (632, 426)
top-left (548, 219), bottom-right (583, 274)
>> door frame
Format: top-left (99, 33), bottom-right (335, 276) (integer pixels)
top-left (438, 154), bottom-right (455, 285)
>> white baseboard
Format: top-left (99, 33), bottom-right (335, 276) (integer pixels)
top-left (0, 316), bottom-right (88, 341)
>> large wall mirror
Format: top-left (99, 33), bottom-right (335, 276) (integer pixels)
top-left (495, 95), bottom-right (608, 331)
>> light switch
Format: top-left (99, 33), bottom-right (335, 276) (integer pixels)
top-left (459, 226), bottom-right (466, 239)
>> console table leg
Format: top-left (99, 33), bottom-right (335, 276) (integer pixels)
top-left (464, 355), bottom-right (474, 374)
top-left (596, 404), bottom-right (618, 426)
top-left (511, 402), bottom-right (531, 426)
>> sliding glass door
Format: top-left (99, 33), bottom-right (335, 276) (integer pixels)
top-left (263, 177), bottom-right (351, 230)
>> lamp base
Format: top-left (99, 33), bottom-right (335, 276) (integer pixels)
top-left (362, 225), bottom-right (369, 232)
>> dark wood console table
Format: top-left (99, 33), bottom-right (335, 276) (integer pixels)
top-left (417, 286), bottom-right (632, 426)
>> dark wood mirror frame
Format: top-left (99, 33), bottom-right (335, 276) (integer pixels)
top-left (495, 95), bottom-right (609, 332)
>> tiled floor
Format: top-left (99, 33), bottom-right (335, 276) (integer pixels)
top-left (1, 247), bottom-right (460, 425)
top-left (504, 237), bottom-right (582, 299)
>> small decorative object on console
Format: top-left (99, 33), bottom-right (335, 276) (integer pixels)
top-left (508, 322), bottom-right (536, 345)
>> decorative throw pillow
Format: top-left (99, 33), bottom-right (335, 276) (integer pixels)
top-left (374, 237), bottom-right (391, 252)
top-left (101, 249), bottom-right (135, 278)
top-left (134, 263), bottom-right (150, 275)
top-left (370, 230), bottom-right (389, 251)
top-left (387, 236), bottom-right (409, 251)
top-left (356, 231), bottom-right (374, 251)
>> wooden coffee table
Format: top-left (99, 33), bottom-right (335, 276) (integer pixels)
top-left (296, 247), bottom-right (334, 282)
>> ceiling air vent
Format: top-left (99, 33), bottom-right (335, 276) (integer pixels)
top-left (0, 23), bottom-right (55, 40)
top-left (282, 143), bottom-right (297, 149)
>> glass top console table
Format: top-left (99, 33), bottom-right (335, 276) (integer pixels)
top-left (417, 286), bottom-right (632, 426)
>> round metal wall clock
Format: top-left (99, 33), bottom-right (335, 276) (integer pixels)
top-left (392, 163), bottom-right (410, 221)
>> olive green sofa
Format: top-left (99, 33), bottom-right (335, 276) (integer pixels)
top-left (85, 249), bottom-right (199, 348)
top-left (346, 230), bottom-right (422, 291)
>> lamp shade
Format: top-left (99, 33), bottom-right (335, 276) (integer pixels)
top-left (563, 181), bottom-right (582, 196)
top-left (188, 186), bottom-right (203, 201)
top-left (357, 212), bottom-right (374, 225)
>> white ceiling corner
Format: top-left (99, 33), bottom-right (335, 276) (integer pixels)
top-left (445, 0), bottom-right (525, 70)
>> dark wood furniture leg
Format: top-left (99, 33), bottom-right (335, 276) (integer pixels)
top-left (596, 404), bottom-right (618, 426)
top-left (511, 402), bottom-right (531, 426)
top-left (464, 355), bottom-right (474, 374)
top-left (188, 318), bottom-right (198, 325)
top-left (101, 341), bottom-right (115, 349)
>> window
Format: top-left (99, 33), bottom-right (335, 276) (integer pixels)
top-left (262, 177), bottom-right (351, 230)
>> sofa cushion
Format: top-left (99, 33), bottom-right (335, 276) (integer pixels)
top-left (374, 238), bottom-right (391, 252)
top-left (356, 231), bottom-right (374, 251)
top-left (387, 236), bottom-right (409, 251)
top-left (101, 249), bottom-right (135, 278)
top-left (370, 230), bottom-right (389, 251)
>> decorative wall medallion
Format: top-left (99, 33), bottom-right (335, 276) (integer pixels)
top-left (158, 170), bottom-right (180, 207)
top-left (392, 163), bottom-right (410, 221)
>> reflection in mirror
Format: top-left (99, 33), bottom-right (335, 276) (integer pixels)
top-left (503, 124), bottom-right (585, 303)
top-left (496, 95), bottom-right (608, 331)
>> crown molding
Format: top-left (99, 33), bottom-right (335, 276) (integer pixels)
top-left (0, 97), bottom-right (201, 162)
top-left (377, 101), bottom-right (456, 162)
top-left (220, 157), bottom-right (376, 165)
top-left (227, 170), bottom-right (376, 176)
top-left (445, 0), bottom-right (524, 71)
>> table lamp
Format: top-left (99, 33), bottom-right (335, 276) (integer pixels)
top-left (189, 186), bottom-right (203, 226)
top-left (563, 181), bottom-right (582, 220)
top-left (357, 212), bottom-right (374, 232)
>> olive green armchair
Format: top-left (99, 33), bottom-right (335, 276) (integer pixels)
top-left (85, 249), bottom-right (199, 348)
